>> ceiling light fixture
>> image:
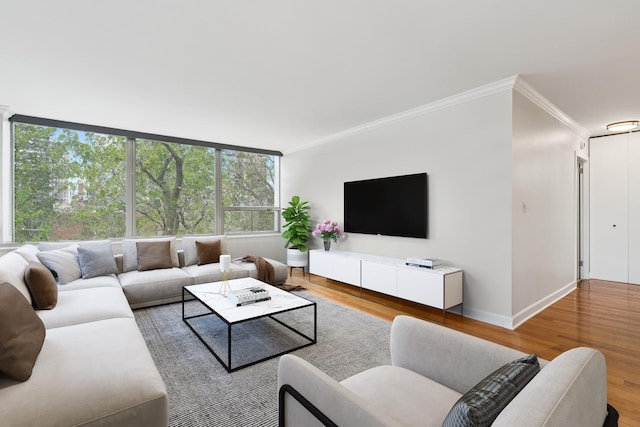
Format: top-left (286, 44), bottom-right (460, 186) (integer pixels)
top-left (606, 120), bottom-right (639, 132)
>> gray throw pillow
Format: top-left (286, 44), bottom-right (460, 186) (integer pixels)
top-left (77, 244), bottom-right (119, 279)
top-left (442, 354), bottom-right (540, 427)
top-left (36, 245), bottom-right (81, 285)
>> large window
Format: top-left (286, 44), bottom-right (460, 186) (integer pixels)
top-left (11, 119), bottom-right (280, 242)
top-left (221, 150), bottom-right (279, 233)
top-left (136, 139), bottom-right (216, 236)
top-left (14, 124), bottom-right (126, 242)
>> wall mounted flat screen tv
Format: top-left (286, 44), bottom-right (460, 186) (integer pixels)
top-left (344, 173), bottom-right (428, 239)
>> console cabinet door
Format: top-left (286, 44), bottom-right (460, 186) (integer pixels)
top-left (396, 267), bottom-right (443, 308)
top-left (309, 250), bottom-right (332, 278)
top-left (361, 261), bottom-right (397, 296)
top-left (309, 250), bottom-right (361, 286)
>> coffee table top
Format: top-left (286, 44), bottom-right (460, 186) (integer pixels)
top-left (184, 277), bottom-right (314, 324)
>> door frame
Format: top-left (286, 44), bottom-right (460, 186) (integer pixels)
top-left (577, 153), bottom-right (589, 281)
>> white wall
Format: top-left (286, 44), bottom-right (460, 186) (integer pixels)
top-left (510, 92), bottom-right (585, 327)
top-left (283, 90), bottom-right (515, 325)
top-left (0, 106), bottom-right (13, 243)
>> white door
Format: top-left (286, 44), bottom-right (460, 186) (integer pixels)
top-left (590, 134), bottom-right (629, 282)
top-left (628, 132), bottom-right (640, 284)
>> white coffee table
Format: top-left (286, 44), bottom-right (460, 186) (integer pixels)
top-left (182, 277), bottom-right (316, 372)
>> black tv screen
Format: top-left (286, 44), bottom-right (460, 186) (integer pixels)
top-left (344, 173), bottom-right (428, 238)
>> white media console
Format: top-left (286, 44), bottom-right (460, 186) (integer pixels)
top-left (308, 249), bottom-right (463, 322)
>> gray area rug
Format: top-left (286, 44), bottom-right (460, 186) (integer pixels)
top-left (134, 291), bottom-right (392, 426)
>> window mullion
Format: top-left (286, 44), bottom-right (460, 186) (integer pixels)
top-left (215, 148), bottom-right (223, 234)
top-left (126, 137), bottom-right (136, 237)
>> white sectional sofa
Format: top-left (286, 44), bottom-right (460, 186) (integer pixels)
top-left (0, 234), bottom-right (288, 426)
top-left (0, 245), bottom-right (168, 427)
top-left (34, 235), bottom-right (287, 308)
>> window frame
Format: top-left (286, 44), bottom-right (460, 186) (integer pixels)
top-left (8, 115), bottom-right (282, 242)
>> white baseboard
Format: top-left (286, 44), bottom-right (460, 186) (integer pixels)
top-left (511, 280), bottom-right (577, 329)
top-left (461, 280), bottom-right (577, 330)
top-left (461, 307), bottom-right (515, 330)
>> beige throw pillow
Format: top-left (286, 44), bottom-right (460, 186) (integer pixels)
top-left (0, 282), bottom-right (46, 382)
top-left (24, 262), bottom-right (58, 310)
top-left (136, 241), bottom-right (173, 271)
top-left (122, 237), bottom-right (179, 272)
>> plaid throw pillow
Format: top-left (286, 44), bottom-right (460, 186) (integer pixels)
top-left (442, 354), bottom-right (540, 427)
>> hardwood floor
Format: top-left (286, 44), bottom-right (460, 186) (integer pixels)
top-left (288, 272), bottom-right (639, 427)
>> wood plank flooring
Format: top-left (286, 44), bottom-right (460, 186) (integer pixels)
top-left (288, 272), bottom-right (639, 427)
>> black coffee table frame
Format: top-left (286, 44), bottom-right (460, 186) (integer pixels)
top-left (182, 286), bottom-right (317, 373)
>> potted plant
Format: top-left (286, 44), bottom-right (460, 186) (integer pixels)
top-left (282, 195), bottom-right (312, 273)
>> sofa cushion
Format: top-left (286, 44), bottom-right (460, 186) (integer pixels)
top-left (183, 235), bottom-right (229, 266)
top-left (36, 287), bottom-right (134, 329)
top-left (118, 267), bottom-right (194, 308)
top-left (14, 243), bottom-right (41, 264)
top-left (0, 282), bottom-right (46, 381)
top-left (196, 239), bottom-right (222, 265)
top-left (341, 365), bottom-right (462, 427)
top-left (38, 240), bottom-right (112, 251)
top-left (0, 251), bottom-right (32, 304)
top-left (24, 261), bottom-right (58, 310)
top-left (183, 262), bottom-right (250, 285)
top-left (136, 241), bottom-right (173, 271)
top-left (36, 245), bottom-right (81, 285)
top-left (442, 354), bottom-right (540, 427)
top-left (122, 237), bottom-right (179, 272)
top-left (77, 243), bottom-right (119, 279)
top-left (58, 274), bottom-right (122, 292)
top-left (0, 318), bottom-right (168, 427)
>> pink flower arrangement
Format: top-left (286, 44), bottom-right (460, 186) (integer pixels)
top-left (312, 219), bottom-right (345, 242)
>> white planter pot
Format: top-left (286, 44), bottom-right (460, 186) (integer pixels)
top-left (287, 248), bottom-right (309, 268)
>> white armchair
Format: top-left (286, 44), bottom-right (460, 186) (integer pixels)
top-left (278, 315), bottom-right (610, 427)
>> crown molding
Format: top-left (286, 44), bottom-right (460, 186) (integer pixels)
top-left (513, 77), bottom-right (590, 140)
top-left (285, 76), bottom-right (518, 154)
top-left (0, 105), bottom-right (13, 119)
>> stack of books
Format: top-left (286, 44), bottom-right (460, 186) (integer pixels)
top-left (228, 287), bottom-right (271, 306)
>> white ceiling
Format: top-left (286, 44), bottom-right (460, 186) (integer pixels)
top-left (2, 0), bottom-right (639, 153)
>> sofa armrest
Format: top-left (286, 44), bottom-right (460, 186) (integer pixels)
top-left (277, 354), bottom-right (394, 427)
top-left (390, 315), bottom-right (530, 393)
top-left (114, 254), bottom-right (124, 274)
top-left (493, 347), bottom-right (607, 427)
